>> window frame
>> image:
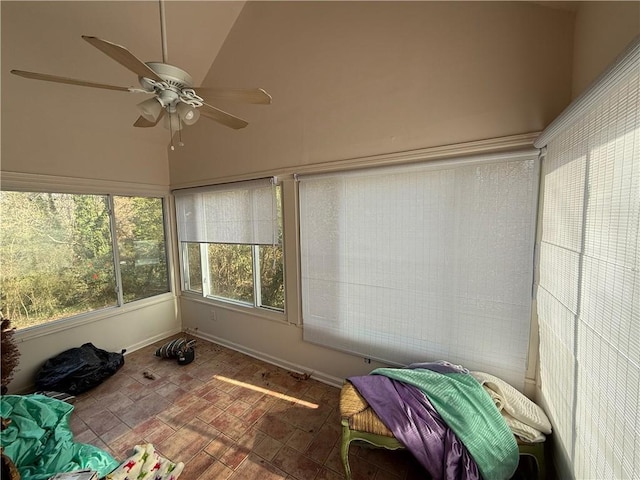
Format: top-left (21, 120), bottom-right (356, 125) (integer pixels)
top-left (0, 172), bottom-right (175, 339)
top-left (174, 179), bottom-right (286, 319)
top-left (180, 242), bottom-right (284, 314)
top-left (113, 194), bottom-right (172, 304)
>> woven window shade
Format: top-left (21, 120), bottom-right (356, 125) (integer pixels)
top-left (298, 150), bottom-right (539, 390)
top-left (535, 36), bottom-right (639, 478)
top-left (174, 178), bottom-right (279, 246)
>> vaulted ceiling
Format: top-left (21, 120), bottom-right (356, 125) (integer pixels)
top-left (1, 1), bottom-right (245, 170)
top-left (1, 1), bottom-right (583, 183)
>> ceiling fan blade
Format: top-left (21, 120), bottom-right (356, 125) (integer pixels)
top-left (194, 87), bottom-right (272, 105)
top-left (133, 109), bottom-right (165, 128)
top-left (11, 70), bottom-right (131, 91)
top-left (200, 103), bottom-right (248, 130)
top-left (82, 36), bottom-right (164, 82)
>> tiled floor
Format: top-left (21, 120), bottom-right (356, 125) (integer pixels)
top-left (70, 336), bottom-right (425, 480)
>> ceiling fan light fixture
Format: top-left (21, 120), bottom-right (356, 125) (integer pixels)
top-left (137, 97), bottom-right (163, 122)
top-left (163, 112), bottom-right (183, 131)
top-left (176, 102), bottom-right (200, 125)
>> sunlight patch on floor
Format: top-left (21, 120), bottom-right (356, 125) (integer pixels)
top-left (214, 375), bottom-right (318, 409)
top-left (214, 374), bottom-right (319, 409)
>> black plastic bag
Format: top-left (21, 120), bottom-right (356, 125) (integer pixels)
top-left (35, 343), bottom-right (125, 395)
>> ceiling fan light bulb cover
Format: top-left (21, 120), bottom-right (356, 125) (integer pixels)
top-left (137, 97), bottom-right (163, 122)
top-left (176, 102), bottom-right (200, 125)
top-left (163, 113), bottom-right (183, 131)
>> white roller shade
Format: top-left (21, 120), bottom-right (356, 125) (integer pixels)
top-left (298, 150), bottom-right (539, 390)
top-left (174, 178), bottom-right (280, 246)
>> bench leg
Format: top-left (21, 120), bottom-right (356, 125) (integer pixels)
top-left (341, 426), bottom-right (353, 480)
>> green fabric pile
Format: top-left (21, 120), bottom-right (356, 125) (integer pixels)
top-left (0, 395), bottom-right (119, 480)
top-left (372, 367), bottom-right (519, 480)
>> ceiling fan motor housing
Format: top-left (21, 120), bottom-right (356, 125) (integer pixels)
top-left (141, 62), bottom-right (193, 89)
top-left (140, 62), bottom-right (204, 112)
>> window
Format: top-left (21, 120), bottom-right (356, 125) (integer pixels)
top-left (113, 196), bottom-right (170, 303)
top-left (0, 191), bottom-right (170, 330)
top-left (298, 151), bottom-right (540, 390)
top-left (175, 178), bottom-right (284, 312)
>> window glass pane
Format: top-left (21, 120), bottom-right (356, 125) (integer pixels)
top-left (184, 243), bottom-right (203, 293)
top-left (259, 245), bottom-right (284, 311)
top-left (0, 191), bottom-right (117, 329)
top-left (207, 244), bottom-right (253, 304)
top-left (114, 196), bottom-right (169, 302)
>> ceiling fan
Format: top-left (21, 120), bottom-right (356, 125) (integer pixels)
top-left (10, 0), bottom-right (271, 148)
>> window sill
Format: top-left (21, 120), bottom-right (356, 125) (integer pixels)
top-left (179, 292), bottom-right (288, 325)
top-left (14, 293), bottom-right (176, 342)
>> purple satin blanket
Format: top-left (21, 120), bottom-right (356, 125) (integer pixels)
top-left (349, 375), bottom-right (480, 480)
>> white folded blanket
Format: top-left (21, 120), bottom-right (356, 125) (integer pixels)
top-left (472, 371), bottom-right (552, 443)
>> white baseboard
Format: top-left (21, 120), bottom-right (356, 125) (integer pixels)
top-left (11, 329), bottom-right (182, 395)
top-left (124, 328), bottom-right (183, 355)
top-left (192, 330), bottom-right (345, 389)
top-left (14, 329), bottom-right (343, 395)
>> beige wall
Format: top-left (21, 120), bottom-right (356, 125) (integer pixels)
top-left (0, 0), bottom-right (634, 422)
top-left (0, 1), bottom-right (174, 184)
top-left (1, 0), bottom-right (246, 184)
top-left (1, 0), bottom-right (246, 183)
top-left (172, 1), bottom-right (575, 393)
top-left (13, 0), bottom-right (635, 397)
top-left (0, 1), bottom-right (189, 393)
top-left (170, 1), bottom-right (574, 185)
top-left (9, 297), bottom-right (180, 394)
top-left (572, 1), bottom-right (640, 98)
top-left (0, 171), bottom-right (182, 395)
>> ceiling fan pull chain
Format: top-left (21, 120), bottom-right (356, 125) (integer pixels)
top-left (169, 112), bottom-right (175, 151)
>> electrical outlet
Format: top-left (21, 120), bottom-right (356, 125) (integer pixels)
top-left (364, 357), bottom-right (371, 364)
top-left (210, 309), bottom-right (217, 321)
